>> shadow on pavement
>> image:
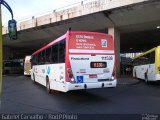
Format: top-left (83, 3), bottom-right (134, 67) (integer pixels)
top-left (51, 90), bottom-right (107, 104)
top-left (32, 81), bottom-right (107, 104)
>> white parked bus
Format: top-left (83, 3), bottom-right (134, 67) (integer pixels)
top-left (133, 46), bottom-right (160, 83)
top-left (31, 31), bottom-right (117, 93)
top-left (24, 56), bottom-right (31, 75)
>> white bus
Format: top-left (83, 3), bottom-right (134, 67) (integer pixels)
top-left (24, 56), bottom-right (31, 75)
top-left (31, 31), bottom-right (117, 93)
top-left (133, 46), bottom-right (160, 83)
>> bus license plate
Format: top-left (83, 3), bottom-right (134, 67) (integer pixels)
top-left (89, 74), bottom-right (97, 78)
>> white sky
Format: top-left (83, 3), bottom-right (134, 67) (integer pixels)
top-left (2, 0), bottom-right (87, 26)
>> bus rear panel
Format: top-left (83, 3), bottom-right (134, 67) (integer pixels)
top-left (65, 32), bottom-right (117, 91)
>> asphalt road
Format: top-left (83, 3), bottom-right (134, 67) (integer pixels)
top-left (1, 75), bottom-right (160, 118)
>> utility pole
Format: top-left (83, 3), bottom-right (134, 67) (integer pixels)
top-left (0, 0), bottom-right (17, 105)
top-left (0, 3), bottom-right (2, 105)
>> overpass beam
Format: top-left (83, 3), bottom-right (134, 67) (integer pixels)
top-left (108, 27), bottom-right (120, 78)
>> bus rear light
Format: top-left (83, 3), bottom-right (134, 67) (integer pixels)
top-left (70, 78), bottom-right (75, 82)
top-left (67, 68), bottom-right (76, 83)
top-left (68, 69), bottom-right (72, 73)
top-left (111, 76), bottom-right (114, 80)
top-left (67, 68), bottom-right (73, 78)
top-left (112, 69), bottom-right (116, 78)
top-left (69, 74), bottom-right (73, 78)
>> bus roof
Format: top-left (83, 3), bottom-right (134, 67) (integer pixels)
top-left (133, 47), bottom-right (157, 59)
top-left (70, 31), bottom-right (110, 36)
top-left (32, 33), bottom-right (66, 56)
top-left (32, 31), bottom-right (111, 56)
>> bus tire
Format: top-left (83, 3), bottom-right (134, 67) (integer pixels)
top-left (145, 73), bottom-right (149, 84)
top-left (33, 74), bottom-right (36, 83)
top-left (135, 72), bottom-right (137, 78)
top-left (46, 76), bottom-right (51, 94)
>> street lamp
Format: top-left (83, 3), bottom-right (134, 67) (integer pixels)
top-left (0, 0), bottom-right (17, 104)
top-left (1, 0), bottom-right (17, 40)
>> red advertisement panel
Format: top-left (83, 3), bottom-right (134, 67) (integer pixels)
top-left (69, 32), bottom-right (114, 50)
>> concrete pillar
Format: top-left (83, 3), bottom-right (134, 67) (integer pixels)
top-left (108, 27), bottom-right (120, 78)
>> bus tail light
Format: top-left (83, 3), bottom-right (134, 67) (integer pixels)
top-left (112, 68), bottom-right (116, 80)
top-left (112, 70), bottom-right (116, 77)
top-left (69, 73), bottom-right (73, 78)
top-left (158, 66), bottom-right (160, 71)
top-left (67, 68), bottom-right (76, 83)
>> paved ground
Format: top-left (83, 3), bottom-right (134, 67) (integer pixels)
top-left (118, 77), bottom-right (140, 85)
top-left (1, 75), bottom-right (160, 119)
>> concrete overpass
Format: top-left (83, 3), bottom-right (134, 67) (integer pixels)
top-left (2, 0), bottom-right (160, 76)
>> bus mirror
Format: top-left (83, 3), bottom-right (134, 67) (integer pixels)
top-left (8, 19), bottom-right (18, 40)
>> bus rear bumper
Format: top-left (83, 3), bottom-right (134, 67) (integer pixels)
top-left (66, 79), bottom-right (117, 92)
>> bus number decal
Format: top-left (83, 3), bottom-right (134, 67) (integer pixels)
top-left (101, 56), bottom-right (113, 60)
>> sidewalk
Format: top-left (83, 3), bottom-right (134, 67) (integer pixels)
top-left (117, 77), bottom-right (140, 85)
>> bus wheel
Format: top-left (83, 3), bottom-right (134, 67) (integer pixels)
top-left (145, 73), bottom-right (149, 84)
top-left (135, 72), bottom-right (137, 78)
top-left (33, 74), bottom-right (36, 83)
top-left (46, 77), bottom-right (51, 94)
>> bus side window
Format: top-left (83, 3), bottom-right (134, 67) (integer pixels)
top-left (59, 40), bottom-right (65, 63)
top-left (49, 54), bottom-right (52, 63)
top-left (51, 44), bottom-right (58, 63)
top-left (38, 52), bottom-right (42, 64)
top-left (46, 47), bottom-right (51, 64)
top-left (52, 53), bottom-right (59, 63)
top-left (34, 55), bottom-right (38, 65)
top-left (149, 51), bottom-right (155, 64)
top-left (41, 51), bottom-right (45, 64)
